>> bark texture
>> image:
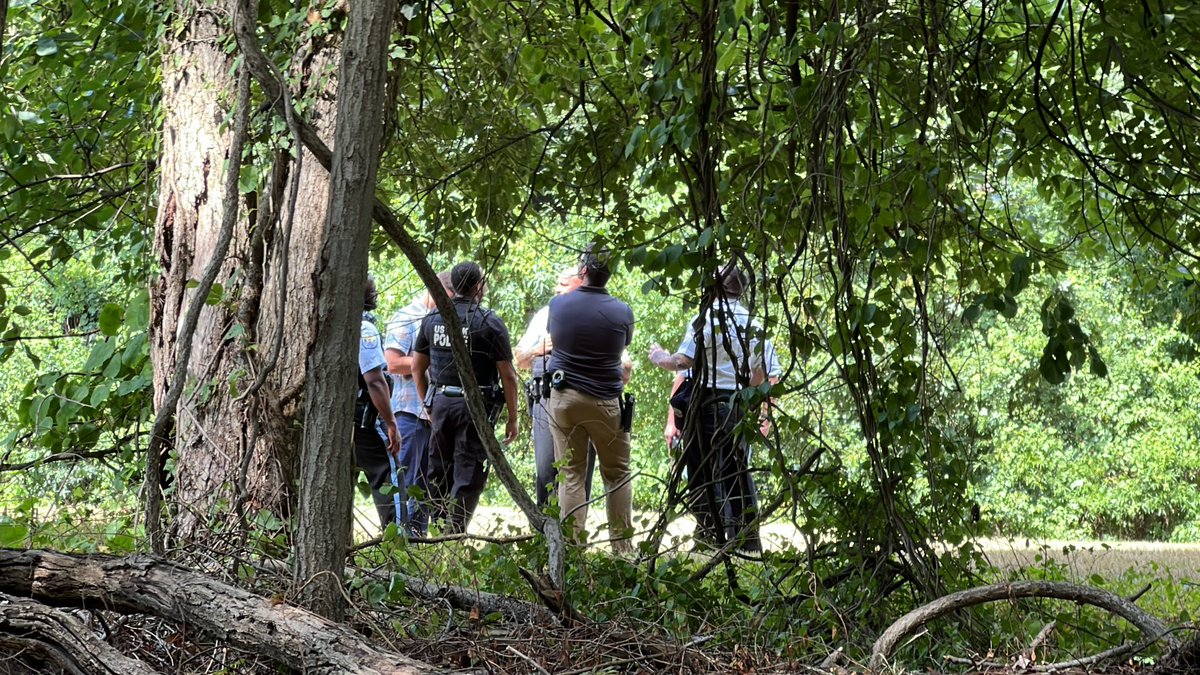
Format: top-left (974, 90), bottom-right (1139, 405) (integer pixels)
top-left (0, 549), bottom-right (443, 674)
top-left (151, 1), bottom-right (243, 541)
top-left (0, 593), bottom-right (161, 675)
top-left (151, 0), bottom-right (339, 544)
top-left (294, 0), bottom-right (398, 620)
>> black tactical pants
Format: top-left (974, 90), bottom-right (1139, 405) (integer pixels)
top-left (679, 397), bottom-right (760, 552)
top-left (426, 394), bottom-right (490, 534)
top-left (353, 421), bottom-right (396, 531)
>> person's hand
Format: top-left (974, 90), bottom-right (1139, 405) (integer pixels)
top-left (758, 401), bottom-right (773, 438)
top-left (539, 336), bottom-right (553, 355)
top-left (503, 416), bottom-right (519, 445)
top-left (385, 421), bottom-right (402, 457)
top-left (648, 343), bottom-right (668, 367)
top-left (664, 420), bottom-right (679, 447)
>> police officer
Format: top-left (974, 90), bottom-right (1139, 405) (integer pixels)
top-left (384, 271), bottom-right (453, 537)
top-left (547, 247), bottom-right (635, 553)
top-left (412, 262), bottom-right (519, 534)
top-left (514, 267), bottom-right (598, 508)
top-left (356, 275), bottom-right (402, 531)
top-left (648, 262), bottom-right (781, 552)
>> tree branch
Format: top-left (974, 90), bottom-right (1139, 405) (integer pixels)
top-left (0, 593), bottom-right (161, 675)
top-left (870, 580), bottom-right (1180, 671)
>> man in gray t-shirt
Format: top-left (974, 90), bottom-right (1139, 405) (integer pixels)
top-left (547, 247), bottom-right (635, 553)
top-left (515, 267), bottom-right (598, 508)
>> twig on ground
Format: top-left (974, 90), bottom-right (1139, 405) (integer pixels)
top-left (506, 645), bottom-right (551, 675)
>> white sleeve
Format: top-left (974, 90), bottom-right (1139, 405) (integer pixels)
top-left (514, 306), bottom-right (550, 353)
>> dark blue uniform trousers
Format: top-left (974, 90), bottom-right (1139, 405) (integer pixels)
top-left (426, 394), bottom-right (490, 534)
top-left (680, 398), bottom-right (761, 551)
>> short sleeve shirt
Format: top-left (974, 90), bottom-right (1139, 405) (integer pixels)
top-left (384, 299), bottom-right (430, 417)
top-left (677, 298), bottom-right (779, 390)
top-left (359, 316), bottom-right (387, 375)
top-left (515, 305), bottom-right (552, 377)
top-left (547, 286), bottom-right (634, 399)
top-left (413, 299), bottom-right (513, 387)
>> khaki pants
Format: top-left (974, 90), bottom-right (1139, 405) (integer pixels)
top-left (549, 387), bottom-right (633, 553)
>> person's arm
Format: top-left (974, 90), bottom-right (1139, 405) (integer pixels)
top-left (364, 367), bottom-right (401, 456)
top-left (386, 348), bottom-right (414, 376)
top-left (496, 360), bottom-right (520, 445)
top-left (412, 351), bottom-right (430, 405)
top-left (664, 372), bottom-right (684, 446)
top-left (620, 349), bottom-right (633, 385)
top-left (648, 343), bottom-right (694, 372)
top-left (513, 308), bottom-right (549, 370)
top-left (513, 336), bottom-right (550, 370)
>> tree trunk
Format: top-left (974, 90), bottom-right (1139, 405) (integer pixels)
top-left (295, 0), bottom-right (397, 620)
top-left (0, 549), bottom-right (444, 674)
top-left (151, 0), bottom-right (238, 542)
top-left (150, 0), bottom-right (338, 545)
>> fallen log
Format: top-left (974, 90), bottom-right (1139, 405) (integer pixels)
top-left (0, 549), bottom-right (446, 674)
top-left (869, 580), bottom-right (1180, 672)
top-left (253, 557), bottom-right (559, 625)
top-left (0, 593), bottom-right (161, 675)
top-left (391, 570), bottom-right (556, 625)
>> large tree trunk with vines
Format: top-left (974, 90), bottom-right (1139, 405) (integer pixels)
top-left (151, 1), bottom-right (339, 545)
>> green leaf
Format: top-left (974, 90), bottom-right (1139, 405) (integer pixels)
top-left (98, 303), bottom-right (125, 336)
top-left (0, 523), bottom-right (29, 547)
top-left (84, 338), bottom-right (117, 371)
top-left (1039, 349), bottom-right (1066, 385)
top-left (36, 38), bottom-right (59, 57)
top-left (237, 166), bottom-right (259, 194)
top-left (125, 289), bottom-right (150, 330)
top-left (624, 126), bottom-right (644, 159)
top-left (716, 45), bottom-right (739, 73)
top-left (1000, 294), bottom-right (1018, 319)
top-left (962, 303), bottom-right (983, 325)
top-left (205, 282), bottom-right (224, 305)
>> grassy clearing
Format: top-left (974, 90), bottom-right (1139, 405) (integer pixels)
top-left (358, 500), bottom-right (1199, 585)
top-left (978, 537), bottom-right (1200, 581)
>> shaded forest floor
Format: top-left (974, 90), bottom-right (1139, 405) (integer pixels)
top-left (4, 503), bottom-right (1193, 674)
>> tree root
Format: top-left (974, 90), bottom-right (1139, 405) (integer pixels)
top-left (869, 580), bottom-right (1180, 672)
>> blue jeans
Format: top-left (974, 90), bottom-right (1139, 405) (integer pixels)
top-left (395, 411), bottom-right (431, 536)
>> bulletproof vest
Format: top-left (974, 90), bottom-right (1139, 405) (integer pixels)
top-left (427, 300), bottom-right (500, 388)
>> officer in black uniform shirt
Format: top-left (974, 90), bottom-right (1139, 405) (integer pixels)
top-left (412, 261), bottom-right (520, 534)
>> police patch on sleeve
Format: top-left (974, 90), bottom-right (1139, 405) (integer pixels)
top-left (361, 333), bottom-right (379, 350)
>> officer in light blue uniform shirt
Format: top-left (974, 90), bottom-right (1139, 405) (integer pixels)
top-left (354, 276), bottom-right (402, 531)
